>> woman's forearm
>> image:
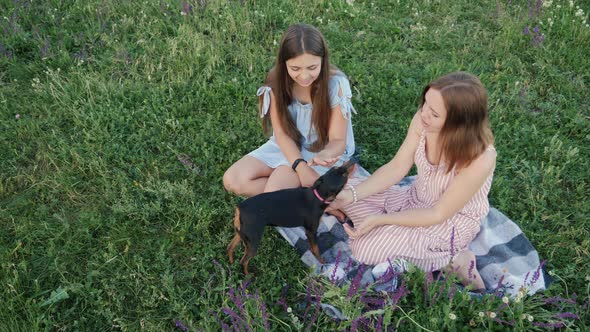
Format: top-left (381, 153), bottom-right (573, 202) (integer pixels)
top-left (320, 139), bottom-right (346, 158)
top-left (354, 158), bottom-right (412, 201)
top-left (275, 134), bottom-right (304, 164)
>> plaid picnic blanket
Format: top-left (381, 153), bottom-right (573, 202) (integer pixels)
top-left (277, 174), bottom-right (548, 297)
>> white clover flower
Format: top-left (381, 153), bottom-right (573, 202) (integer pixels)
top-left (543, 0), bottom-right (552, 7)
top-left (575, 9), bottom-right (584, 17)
top-left (527, 314), bottom-right (534, 322)
top-left (478, 312), bottom-right (485, 318)
top-left (449, 313), bottom-right (457, 320)
top-left (521, 314), bottom-right (527, 320)
top-left (489, 312), bottom-right (497, 319)
top-left (287, 307), bottom-right (292, 313)
top-left (515, 297), bottom-right (521, 303)
top-left (502, 296), bottom-right (510, 304)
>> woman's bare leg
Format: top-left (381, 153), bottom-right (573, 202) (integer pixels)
top-left (449, 250), bottom-right (485, 291)
top-left (263, 165), bottom-right (300, 192)
top-left (223, 156), bottom-right (273, 197)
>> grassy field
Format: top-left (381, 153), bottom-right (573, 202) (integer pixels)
top-left (1, 0), bottom-right (589, 330)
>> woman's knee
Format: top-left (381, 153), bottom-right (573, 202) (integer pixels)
top-left (223, 168), bottom-right (238, 193)
top-left (223, 165), bottom-right (250, 194)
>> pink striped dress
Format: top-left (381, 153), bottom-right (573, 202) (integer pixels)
top-left (343, 131), bottom-right (494, 271)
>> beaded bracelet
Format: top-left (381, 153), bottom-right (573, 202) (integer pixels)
top-left (346, 184), bottom-right (358, 204)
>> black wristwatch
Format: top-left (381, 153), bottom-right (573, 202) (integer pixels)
top-left (291, 158), bottom-right (306, 171)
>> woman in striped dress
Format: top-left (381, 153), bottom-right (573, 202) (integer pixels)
top-left (329, 72), bottom-right (495, 290)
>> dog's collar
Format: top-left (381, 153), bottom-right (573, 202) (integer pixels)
top-left (313, 188), bottom-right (331, 204)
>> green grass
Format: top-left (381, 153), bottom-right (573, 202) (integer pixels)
top-left (1, 0), bottom-right (589, 330)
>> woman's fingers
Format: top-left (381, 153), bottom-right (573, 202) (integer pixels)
top-left (309, 156), bottom-right (339, 167)
top-left (343, 224), bottom-right (356, 239)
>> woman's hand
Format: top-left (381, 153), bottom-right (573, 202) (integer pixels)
top-left (325, 189), bottom-right (354, 212)
top-left (297, 164), bottom-right (320, 188)
top-left (308, 150), bottom-right (339, 167)
top-left (343, 214), bottom-right (380, 239)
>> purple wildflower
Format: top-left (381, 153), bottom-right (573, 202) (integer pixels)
top-left (275, 284), bottom-right (290, 311)
top-left (331, 250), bottom-right (342, 284)
top-left (361, 295), bottom-right (386, 309)
top-left (535, 0), bottom-right (542, 16)
top-left (390, 280), bottom-right (408, 307)
top-left (350, 318), bottom-right (359, 332)
top-left (375, 314), bottom-right (383, 331)
top-left (181, 0), bottom-right (192, 15)
top-left (227, 282), bottom-right (253, 332)
top-left (523, 26), bottom-right (530, 35)
top-left (493, 275), bottom-right (505, 296)
top-left (493, 317), bottom-right (514, 326)
top-left (523, 271), bottom-right (530, 286)
top-left (255, 290), bottom-right (270, 330)
top-left (303, 282), bottom-right (313, 321)
top-left (423, 269), bottom-right (434, 302)
top-left (359, 317), bottom-right (371, 329)
top-left (344, 257), bottom-right (353, 275)
top-left (348, 265), bottom-right (366, 297)
top-left (468, 260), bottom-right (475, 280)
top-left (449, 227), bottom-right (456, 258)
top-left (532, 321), bottom-right (565, 329)
top-left (227, 286), bottom-right (244, 313)
top-left (240, 278), bottom-right (252, 292)
top-left (448, 284), bottom-right (457, 303)
top-left (174, 319), bottom-right (189, 332)
top-left (221, 307), bottom-right (245, 332)
top-left (544, 296), bottom-right (577, 305)
top-left (496, 302), bottom-right (508, 312)
top-left (529, 260), bottom-right (545, 286)
top-left (306, 283), bottom-right (323, 331)
top-left (555, 312), bottom-right (579, 320)
top-left (209, 310), bottom-right (232, 331)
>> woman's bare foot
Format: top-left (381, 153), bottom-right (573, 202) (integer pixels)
top-left (448, 250), bottom-right (485, 291)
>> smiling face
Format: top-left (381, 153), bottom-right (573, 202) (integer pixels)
top-left (286, 53), bottom-right (322, 88)
top-left (420, 88), bottom-right (447, 133)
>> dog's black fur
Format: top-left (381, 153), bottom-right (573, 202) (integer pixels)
top-left (227, 159), bottom-right (356, 274)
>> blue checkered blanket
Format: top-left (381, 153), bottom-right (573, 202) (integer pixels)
top-left (277, 175), bottom-right (548, 297)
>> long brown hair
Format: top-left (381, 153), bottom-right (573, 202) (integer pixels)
top-left (421, 72), bottom-right (494, 173)
top-left (259, 24), bottom-right (332, 152)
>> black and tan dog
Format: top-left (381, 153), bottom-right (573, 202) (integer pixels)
top-left (227, 159), bottom-right (356, 274)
